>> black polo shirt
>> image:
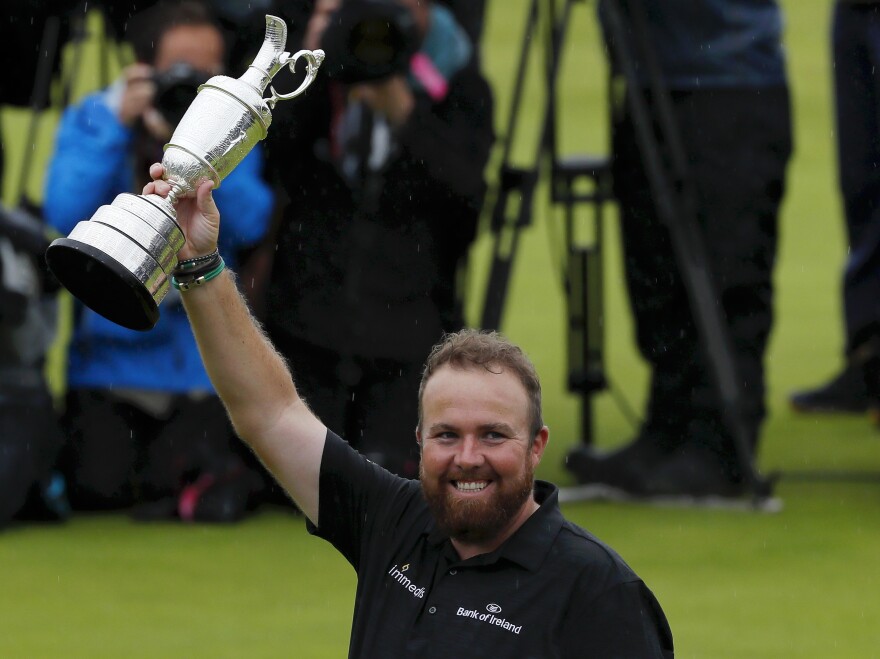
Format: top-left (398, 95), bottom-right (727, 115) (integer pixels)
top-left (308, 431), bottom-right (674, 658)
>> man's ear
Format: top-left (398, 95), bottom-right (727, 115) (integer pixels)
top-left (530, 426), bottom-right (550, 466)
top-left (415, 427), bottom-right (422, 447)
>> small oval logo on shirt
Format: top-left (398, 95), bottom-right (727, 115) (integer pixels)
top-left (486, 603), bottom-right (502, 614)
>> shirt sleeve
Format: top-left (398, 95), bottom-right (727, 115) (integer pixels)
top-left (306, 430), bottom-right (423, 570)
top-left (559, 576), bottom-right (674, 658)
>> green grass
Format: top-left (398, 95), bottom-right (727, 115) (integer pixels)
top-left (3, 1), bottom-right (880, 656)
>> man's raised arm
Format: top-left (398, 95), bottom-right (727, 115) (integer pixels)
top-left (144, 165), bottom-right (327, 523)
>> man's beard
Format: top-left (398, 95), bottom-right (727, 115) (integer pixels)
top-left (420, 457), bottom-right (535, 545)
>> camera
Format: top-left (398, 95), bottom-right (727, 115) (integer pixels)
top-left (321, 0), bottom-right (421, 84)
top-left (152, 62), bottom-right (213, 127)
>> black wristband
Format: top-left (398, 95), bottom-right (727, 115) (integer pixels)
top-left (175, 249), bottom-right (220, 271)
top-left (171, 256), bottom-right (226, 291)
top-left (173, 249), bottom-right (222, 278)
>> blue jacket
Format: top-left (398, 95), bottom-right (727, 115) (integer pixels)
top-left (44, 88), bottom-right (273, 393)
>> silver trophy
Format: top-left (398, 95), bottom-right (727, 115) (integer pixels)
top-left (46, 15), bottom-right (324, 331)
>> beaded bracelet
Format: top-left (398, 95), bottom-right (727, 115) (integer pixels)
top-left (174, 248), bottom-right (221, 274)
top-left (171, 256), bottom-right (226, 291)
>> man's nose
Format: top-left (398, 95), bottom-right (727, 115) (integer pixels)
top-left (454, 436), bottom-right (485, 468)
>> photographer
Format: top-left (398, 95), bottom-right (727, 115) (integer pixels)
top-left (261, 0), bottom-right (494, 479)
top-left (43, 1), bottom-right (274, 521)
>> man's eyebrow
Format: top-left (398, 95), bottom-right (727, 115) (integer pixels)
top-left (426, 422), bottom-right (458, 435)
top-left (480, 422), bottom-right (516, 435)
top-left (426, 421), bottom-right (518, 436)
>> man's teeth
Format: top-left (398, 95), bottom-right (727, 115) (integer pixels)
top-left (455, 481), bottom-right (488, 492)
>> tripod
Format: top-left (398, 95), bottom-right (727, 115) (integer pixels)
top-left (479, 0), bottom-right (774, 503)
top-left (10, 3), bottom-right (125, 211)
top-left (480, 0), bottom-right (612, 450)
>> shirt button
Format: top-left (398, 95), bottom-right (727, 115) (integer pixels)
top-left (428, 606), bottom-right (437, 614)
top-left (448, 569), bottom-right (457, 576)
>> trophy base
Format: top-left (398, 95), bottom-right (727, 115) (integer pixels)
top-left (46, 238), bottom-right (161, 331)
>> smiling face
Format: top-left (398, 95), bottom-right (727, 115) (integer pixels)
top-left (418, 364), bottom-right (549, 555)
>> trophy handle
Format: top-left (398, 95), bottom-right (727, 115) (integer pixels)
top-left (267, 49), bottom-right (326, 109)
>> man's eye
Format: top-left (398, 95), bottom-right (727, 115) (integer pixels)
top-left (484, 432), bottom-right (505, 441)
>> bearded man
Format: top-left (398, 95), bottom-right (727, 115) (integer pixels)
top-left (142, 164), bottom-right (673, 657)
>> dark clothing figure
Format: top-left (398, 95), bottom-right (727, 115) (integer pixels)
top-left (569, 0), bottom-right (792, 496)
top-left (615, 87), bottom-right (791, 483)
top-left (832, 1), bottom-right (880, 354)
top-left (0, 208), bottom-right (67, 528)
top-left (791, 0), bottom-right (880, 413)
top-left (264, 4), bottom-right (493, 477)
top-left (310, 431), bottom-right (674, 658)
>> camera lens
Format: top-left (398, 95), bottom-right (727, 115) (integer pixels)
top-left (322, 0), bottom-right (421, 83)
top-left (153, 63), bottom-right (211, 127)
top-left (349, 18), bottom-right (403, 67)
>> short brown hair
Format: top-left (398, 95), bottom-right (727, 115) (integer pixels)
top-left (129, 1), bottom-right (225, 64)
top-left (418, 329), bottom-right (544, 440)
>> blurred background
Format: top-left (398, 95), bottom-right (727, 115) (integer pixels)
top-left (1, 0), bottom-right (879, 656)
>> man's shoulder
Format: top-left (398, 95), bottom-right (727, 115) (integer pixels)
top-left (320, 430), bottom-right (426, 514)
top-left (552, 517), bottom-right (643, 585)
top-left (309, 431), bottom-right (430, 565)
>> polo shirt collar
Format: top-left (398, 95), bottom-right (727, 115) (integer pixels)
top-left (425, 480), bottom-right (564, 572)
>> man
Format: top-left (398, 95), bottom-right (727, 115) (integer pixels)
top-left (568, 0), bottom-right (792, 498)
top-left (260, 0), bottom-right (494, 479)
top-left (43, 1), bottom-right (273, 520)
top-left (142, 163), bottom-right (674, 657)
top-left (790, 0), bottom-right (880, 418)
